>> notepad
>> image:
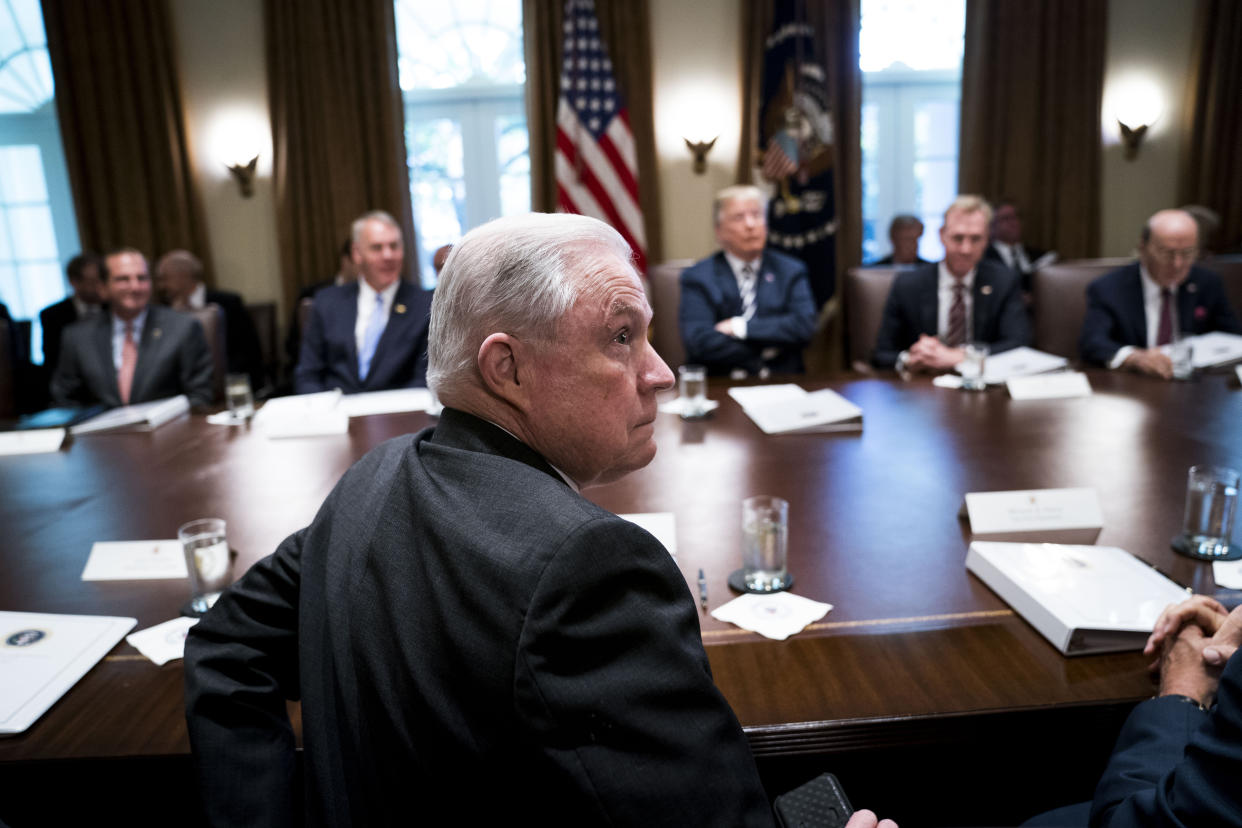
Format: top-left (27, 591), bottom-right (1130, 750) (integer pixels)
top-left (70, 395), bottom-right (189, 435)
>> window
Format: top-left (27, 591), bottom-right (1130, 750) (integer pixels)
top-left (859, 0), bottom-right (964, 264)
top-left (394, 1), bottom-right (529, 287)
top-left (0, 0), bottom-right (81, 363)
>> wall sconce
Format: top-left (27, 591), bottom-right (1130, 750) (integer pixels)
top-left (1111, 77), bottom-right (1162, 162)
top-left (684, 136), bottom-right (717, 175)
top-left (1117, 121), bottom-right (1148, 161)
top-left (227, 155), bottom-right (258, 198)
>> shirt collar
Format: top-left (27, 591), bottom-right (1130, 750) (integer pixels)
top-left (482, 417), bottom-right (580, 492)
top-left (188, 282), bottom-right (207, 309)
top-left (1138, 263), bottom-right (1170, 302)
top-left (723, 250), bottom-right (762, 278)
top-left (112, 307), bottom-right (148, 336)
top-left (359, 278), bottom-right (400, 304)
top-left (938, 261), bottom-right (976, 289)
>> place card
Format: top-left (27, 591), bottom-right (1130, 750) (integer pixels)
top-left (974, 346), bottom-right (1068, 384)
top-left (1006, 372), bottom-right (1092, 400)
top-left (963, 487), bottom-right (1103, 534)
top-left (711, 592), bottom-right (833, 640)
top-left (1214, 559), bottom-right (1242, 589)
top-left (339, 388), bottom-right (436, 417)
top-left (658, 397), bottom-right (719, 417)
top-left (81, 540), bottom-right (188, 581)
top-left (126, 616), bottom-right (199, 666)
top-left (0, 428), bottom-right (65, 456)
top-left (619, 512), bottom-right (678, 556)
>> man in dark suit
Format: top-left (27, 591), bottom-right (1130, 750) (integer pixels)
top-left (283, 237), bottom-right (357, 375)
top-left (40, 252), bottom-right (104, 373)
top-left (155, 249), bottom-right (266, 390)
top-left (183, 214), bottom-right (781, 826)
top-left (872, 195), bottom-right (1031, 371)
top-left (1079, 208), bottom-right (1242, 378)
top-left (294, 210), bottom-right (432, 394)
top-left (678, 185), bottom-right (818, 376)
top-left (983, 199), bottom-right (1052, 292)
top-left (50, 248), bottom-right (213, 409)
top-left (871, 214), bottom-right (930, 266)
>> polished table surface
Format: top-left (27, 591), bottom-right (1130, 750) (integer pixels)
top-left (2, 371), bottom-right (1241, 770)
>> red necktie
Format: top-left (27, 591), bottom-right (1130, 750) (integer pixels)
top-left (945, 280), bottom-right (967, 346)
top-left (118, 322), bottom-right (137, 404)
top-left (1156, 289), bottom-right (1174, 346)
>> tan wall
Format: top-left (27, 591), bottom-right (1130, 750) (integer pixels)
top-left (169, 0), bottom-right (282, 312)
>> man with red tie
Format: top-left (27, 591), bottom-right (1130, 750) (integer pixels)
top-left (872, 195), bottom-right (1031, 371)
top-left (1079, 208), bottom-right (1242, 378)
top-left (50, 248), bottom-right (213, 409)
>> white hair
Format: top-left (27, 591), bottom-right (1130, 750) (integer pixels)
top-left (713, 185), bottom-right (766, 225)
top-left (427, 213), bottom-right (634, 398)
top-left (351, 210), bottom-right (401, 244)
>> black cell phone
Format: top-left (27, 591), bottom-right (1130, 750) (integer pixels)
top-left (774, 772), bottom-right (854, 828)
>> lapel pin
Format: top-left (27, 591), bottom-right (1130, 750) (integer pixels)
top-left (980, 285), bottom-right (993, 296)
top-left (395, 304), bottom-right (407, 314)
top-left (1186, 283), bottom-right (1198, 294)
top-left (152, 328), bottom-right (163, 338)
top-left (764, 272), bottom-right (774, 282)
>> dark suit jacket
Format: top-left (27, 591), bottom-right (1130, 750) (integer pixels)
top-left (1078, 263), bottom-right (1242, 366)
top-left (39, 296), bottom-right (85, 373)
top-left (984, 242), bottom-right (1047, 290)
top-left (871, 260), bottom-right (1031, 368)
top-left (294, 281), bottom-right (432, 394)
top-left (50, 305), bottom-right (213, 408)
top-left (678, 249), bottom-right (817, 375)
top-left (1090, 652), bottom-right (1242, 827)
top-left (203, 288), bottom-right (265, 389)
top-left (184, 408), bottom-right (774, 827)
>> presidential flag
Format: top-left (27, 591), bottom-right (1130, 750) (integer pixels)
top-left (555, 0), bottom-right (646, 272)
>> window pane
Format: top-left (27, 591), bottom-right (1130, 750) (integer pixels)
top-left (914, 100), bottom-right (958, 158)
top-left (859, 0), bottom-right (965, 72)
top-left (0, 145), bottom-right (49, 201)
top-left (7, 205), bottom-right (57, 259)
top-left (496, 114), bottom-right (529, 217)
top-left (0, 0), bottom-right (54, 114)
top-left (408, 117), bottom-right (465, 274)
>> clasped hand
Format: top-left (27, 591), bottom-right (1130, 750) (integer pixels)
top-left (1143, 595), bottom-right (1242, 707)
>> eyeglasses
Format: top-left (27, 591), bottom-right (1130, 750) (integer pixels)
top-left (1148, 244), bottom-right (1198, 263)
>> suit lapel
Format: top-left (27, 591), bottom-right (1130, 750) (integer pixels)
top-left (715, 254), bottom-right (743, 317)
top-left (1177, 274), bottom-right (1200, 334)
top-left (1121, 267), bottom-right (1148, 344)
top-left (971, 269), bottom-right (993, 338)
top-left (918, 267), bottom-right (939, 335)
top-left (93, 315), bottom-right (121, 403)
top-left (130, 308), bottom-right (164, 403)
top-left (341, 283), bottom-right (361, 383)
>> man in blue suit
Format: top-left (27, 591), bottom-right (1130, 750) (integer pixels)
top-left (294, 210), bottom-right (432, 394)
top-left (1079, 208), bottom-right (1242, 378)
top-left (678, 185), bottom-right (817, 376)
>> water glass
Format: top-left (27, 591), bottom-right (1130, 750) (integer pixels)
top-left (179, 518), bottom-right (234, 614)
top-left (1180, 465), bottom-right (1239, 559)
top-left (678, 364), bottom-right (708, 418)
top-left (1170, 339), bottom-right (1194, 380)
top-left (960, 342), bottom-right (989, 390)
top-left (225, 373), bottom-right (255, 420)
top-left (742, 496), bottom-right (790, 592)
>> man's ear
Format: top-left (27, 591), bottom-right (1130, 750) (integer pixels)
top-left (477, 332), bottom-right (531, 407)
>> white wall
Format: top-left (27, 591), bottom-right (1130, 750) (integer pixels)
top-left (1098, 0), bottom-right (1197, 256)
top-left (169, 0), bottom-right (282, 311)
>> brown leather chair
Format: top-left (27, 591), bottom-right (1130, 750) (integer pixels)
top-left (1030, 258), bottom-right (1132, 359)
top-left (186, 303), bottom-right (227, 403)
top-left (246, 302), bottom-right (277, 395)
top-left (647, 259), bottom-right (695, 370)
top-left (844, 266), bottom-right (898, 371)
top-left (1204, 256), bottom-right (1242, 319)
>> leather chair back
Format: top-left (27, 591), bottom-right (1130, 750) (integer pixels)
top-left (187, 304), bottom-right (227, 403)
top-left (1031, 259), bottom-right (1132, 359)
top-left (845, 266), bottom-right (898, 371)
top-left (1204, 256), bottom-right (1242, 319)
top-left (647, 260), bottom-right (695, 370)
top-left (246, 302), bottom-right (277, 394)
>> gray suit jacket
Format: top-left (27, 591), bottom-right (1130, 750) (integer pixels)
top-left (50, 305), bottom-right (213, 408)
top-left (184, 408), bottom-right (774, 827)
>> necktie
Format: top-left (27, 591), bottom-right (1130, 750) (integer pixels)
top-left (118, 322), bottom-right (137, 404)
top-left (740, 264), bottom-right (757, 320)
top-left (358, 293), bottom-right (387, 380)
top-left (1156, 289), bottom-right (1174, 346)
top-left (945, 279), bottom-right (967, 347)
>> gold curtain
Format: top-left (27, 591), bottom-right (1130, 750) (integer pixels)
top-left (959, 0), bottom-right (1106, 259)
top-left (523, 0), bottom-right (663, 263)
top-left (41, 0), bottom-right (212, 273)
top-left (1179, 0), bottom-right (1242, 252)
top-left (266, 0), bottom-right (417, 310)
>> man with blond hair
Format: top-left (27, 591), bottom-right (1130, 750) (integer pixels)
top-left (872, 195), bottom-right (1030, 371)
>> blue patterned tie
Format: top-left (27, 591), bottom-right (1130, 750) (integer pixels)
top-left (358, 294), bottom-right (386, 380)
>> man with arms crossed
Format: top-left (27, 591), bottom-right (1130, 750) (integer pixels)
top-left (872, 195), bottom-right (1030, 372)
top-left (50, 248), bottom-right (212, 409)
top-left (1079, 208), bottom-right (1242, 378)
top-left (294, 210), bottom-right (433, 393)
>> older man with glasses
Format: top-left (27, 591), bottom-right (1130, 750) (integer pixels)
top-left (1079, 208), bottom-right (1242, 378)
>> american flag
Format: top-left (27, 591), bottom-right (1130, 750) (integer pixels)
top-left (555, 0), bottom-right (646, 272)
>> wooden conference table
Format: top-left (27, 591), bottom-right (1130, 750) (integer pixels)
top-left (2, 370), bottom-right (1240, 823)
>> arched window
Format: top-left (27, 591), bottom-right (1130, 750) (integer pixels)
top-left (0, 0), bottom-right (81, 363)
top-left (395, 1), bottom-right (529, 286)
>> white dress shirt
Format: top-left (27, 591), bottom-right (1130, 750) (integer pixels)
top-left (722, 251), bottom-right (762, 340)
top-left (111, 308), bottom-right (149, 372)
top-left (354, 279), bottom-right (400, 355)
top-left (1109, 265), bottom-right (1178, 369)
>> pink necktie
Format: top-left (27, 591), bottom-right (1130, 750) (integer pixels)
top-left (118, 322), bottom-right (137, 404)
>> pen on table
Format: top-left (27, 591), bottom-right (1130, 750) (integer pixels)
top-left (697, 568), bottom-right (708, 611)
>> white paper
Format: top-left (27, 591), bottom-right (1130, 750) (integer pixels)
top-left (737, 388), bottom-right (862, 435)
top-left (0, 428), bottom-right (66, 455)
top-left (81, 540), bottom-right (188, 580)
top-left (339, 388), bottom-right (436, 417)
top-left (126, 617), bottom-right (199, 666)
top-left (254, 391), bottom-right (349, 438)
top-left (0, 611), bottom-right (136, 734)
top-left (933, 374), bottom-right (964, 389)
top-left (618, 512), bottom-right (677, 556)
top-left (711, 592), bottom-right (833, 640)
top-left (964, 487), bottom-right (1103, 534)
top-left (958, 346), bottom-right (1068, 384)
top-left (1006, 372), bottom-right (1092, 400)
top-left (70, 395), bottom-right (189, 435)
top-left (726, 384), bottom-right (807, 410)
top-left (1179, 331), bottom-right (1242, 368)
top-left (1214, 559), bottom-right (1242, 589)
top-left (657, 397), bottom-right (719, 417)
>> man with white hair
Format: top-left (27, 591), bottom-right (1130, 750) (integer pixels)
top-left (184, 213), bottom-right (780, 826)
top-left (678, 184), bottom-right (818, 376)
